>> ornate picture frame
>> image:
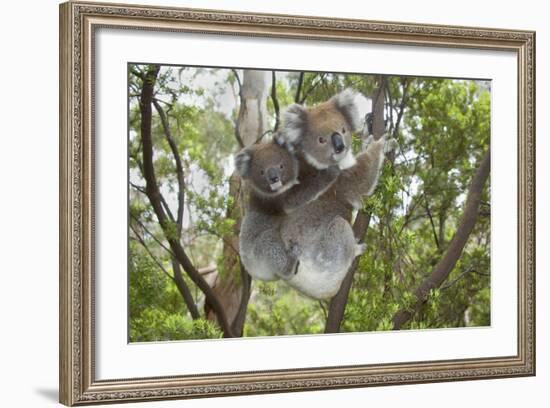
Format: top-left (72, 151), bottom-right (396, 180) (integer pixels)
top-left (59, 1), bottom-right (535, 405)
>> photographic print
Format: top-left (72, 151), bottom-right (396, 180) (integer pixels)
top-left (127, 65), bottom-right (491, 341)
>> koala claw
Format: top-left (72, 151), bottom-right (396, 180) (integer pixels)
top-left (384, 138), bottom-right (399, 154)
top-left (293, 260), bottom-right (300, 275)
top-left (278, 257), bottom-right (300, 281)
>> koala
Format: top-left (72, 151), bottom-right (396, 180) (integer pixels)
top-left (235, 139), bottom-right (341, 282)
top-left (276, 89), bottom-right (397, 299)
top-left (281, 88), bottom-right (372, 171)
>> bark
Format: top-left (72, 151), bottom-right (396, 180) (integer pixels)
top-left (325, 77), bottom-right (386, 333)
top-left (152, 98), bottom-right (200, 320)
top-left (171, 259), bottom-right (200, 319)
top-left (139, 65), bottom-right (234, 337)
top-left (271, 71), bottom-right (280, 131)
top-left (392, 149), bottom-right (491, 330)
top-left (130, 222), bottom-right (199, 319)
top-left (206, 70), bottom-right (269, 336)
top-left (231, 261), bottom-right (252, 336)
top-left (295, 72), bottom-right (304, 103)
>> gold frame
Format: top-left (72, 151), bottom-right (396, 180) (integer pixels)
top-left (59, 1), bottom-right (536, 405)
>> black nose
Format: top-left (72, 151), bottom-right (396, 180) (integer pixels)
top-left (331, 132), bottom-right (345, 154)
top-left (267, 167), bottom-right (280, 183)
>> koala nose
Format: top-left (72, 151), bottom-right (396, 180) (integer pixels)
top-left (267, 167), bottom-right (280, 183)
top-left (331, 132), bottom-right (345, 154)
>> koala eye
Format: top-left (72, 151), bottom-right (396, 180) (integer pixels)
top-left (342, 127), bottom-right (346, 134)
top-left (279, 164), bottom-right (284, 169)
top-left (318, 136), bottom-right (327, 144)
top-left (260, 170), bottom-right (264, 175)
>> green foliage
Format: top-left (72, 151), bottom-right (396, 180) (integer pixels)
top-left (244, 282), bottom-right (326, 337)
top-left (128, 65), bottom-right (491, 342)
top-left (130, 309), bottom-right (222, 342)
top-left (340, 77), bottom-right (491, 332)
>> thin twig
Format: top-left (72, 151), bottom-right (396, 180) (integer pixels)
top-left (129, 228), bottom-right (174, 282)
top-left (422, 193), bottom-right (441, 250)
top-left (299, 73), bottom-right (327, 105)
top-left (130, 214), bottom-right (177, 259)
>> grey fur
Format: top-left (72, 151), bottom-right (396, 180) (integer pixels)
top-left (279, 89), bottom-right (370, 171)
top-left (237, 142), bottom-right (341, 281)
top-left (273, 90), bottom-right (389, 298)
top-left (280, 104), bottom-right (308, 144)
top-left (280, 136), bottom-right (397, 299)
top-left (331, 88), bottom-right (367, 132)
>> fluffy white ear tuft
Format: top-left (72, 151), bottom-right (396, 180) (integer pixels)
top-left (234, 148), bottom-right (252, 178)
top-left (353, 93), bottom-right (372, 125)
top-left (280, 103), bottom-right (307, 144)
top-left (332, 88), bottom-right (372, 132)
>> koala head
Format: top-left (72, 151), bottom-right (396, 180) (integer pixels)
top-left (234, 141), bottom-right (299, 197)
top-left (280, 89), bottom-right (371, 170)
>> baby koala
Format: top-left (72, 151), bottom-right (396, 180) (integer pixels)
top-left (235, 137), bottom-right (340, 282)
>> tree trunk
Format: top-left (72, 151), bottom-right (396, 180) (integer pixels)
top-left (325, 77), bottom-right (386, 333)
top-left (207, 70), bottom-right (269, 336)
top-left (139, 65), bottom-right (234, 337)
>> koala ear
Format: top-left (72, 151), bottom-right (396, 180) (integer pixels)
top-left (234, 148), bottom-right (252, 179)
top-left (280, 103), bottom-right (308, 145)
top-left (273, 132), bottom-right (297, 154)
top-left (273, 132), bottom-right (285, 146)
top-left (331, 88), bottom-right (372, 132)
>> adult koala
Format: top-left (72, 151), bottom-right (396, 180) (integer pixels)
top-left (278, 89), bottom-right (397, 299)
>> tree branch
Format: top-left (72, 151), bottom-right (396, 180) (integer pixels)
top-left (440, 264), bottom-right (489, 291)
top-left (129, 66), bottom-right (144, 80)
top-left (325, 76), bottom-right (387, 333)
top-left (152, 98), bottom-right (192, 317)
top-left (295, 72), bottom-right (304, 103)
top-left (423, 193), bottom-right (441, 251)
top-left (138, 65), bottom-right (234, 337)
top-left (152, 99), bottom-right (185, 232)
top-left (130, 224), bottom-right (200, 319)
top-left (130, 181), bottom-right (147, 195)
top-left (392, 78), bottom-right (410, 139)
top-left (299, 73), bottom-right (326, 105)
top-left (131, 179), bottom-right (177, 225)
top-left (231, 70), bottom-right (246, 148)
top-left (131, 214), bottom-right (177, 259)
top-left (231, 260), bottom-right (252, 336)
top-left (171, 258), bottom-right (201, 319)
top-left (232, 69), bottom-right (242, 93)
top-left (129, 228), bottom-right (174, 282)
top-left (271, 71), bottom-right (280, 131)
top-left (392, 149), bottom-right (491, 329)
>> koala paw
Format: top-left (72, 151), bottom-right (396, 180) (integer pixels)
top-left (384, 138), bottom-right (399, 154)
top-left (364, 134), bottom-right (375, 146)
top-left (354, 243), bottom-right (367, 257)
top-left (360, 134), bottom-right (375, 152)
